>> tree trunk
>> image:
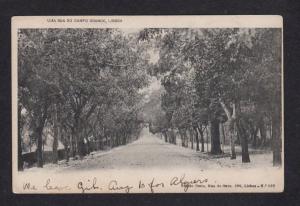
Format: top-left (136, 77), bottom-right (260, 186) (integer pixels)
top-left (84, 126), bottom-right (91, 155)
top-left (189, 128), bottom-right (194, 149)
top-left (206, 126), bottom-right (209, 152)
top-left (210, 120), bottom-right (222, 155)
top-left (272, 124), bottom-right (281, 166)
top-left (219, 100), bottom-right (236, 158)
top-left (111, 135), bottom-right (113, 147)
top-left (235, 101), bottom-right (250, 163)
top-left (230, 124), bottom-right (236, 159)
top-left (106, 135), bottom-right (109, 147)
top-left (70, 129), bottom-right (75, 157)
top-left (18, 104), bottom-right (23, 171)
top-left (52, 104), bottom-right (59, 164)
top-left (110, 135), bottom-right (114, 148)
top-left (72, 117), bottom-right (79, 157)
top-left (52, 127), bottom-right (59, 163)
top-left (183, 129), bottom-right (188, 147)
top-left (172, 129), bottom-right (176, 144)
top-left (116, 133), bottom-right (120, 146)
top-left (36, 104), bottom-right (48, 168)
top-left (221, 123), bottom-right (226, 151)
top-left (162, 131), bottom-right (168, 142)
top-left (36, 125), bottom-right (44, 168)
top-left (259, 117), bottom-right (267, 146)
top-left (251, 121), bottom-right (259, 148)
top-left (70, 133), bottom-right (73, 157)
top-left (179, 129), bottom-right (185, 147)
top-left (236, 119), bottom-right (250, 163)
top-left (29, 135), bottom-right (32, 152)
top-left (98, 134), bottom-right (103, 150)
top-left (76, 119), bottom-right (85, 158)
top-left (63, 136), bottom-right (69, 162)
top-left (272, 107), bottom-right (282, 166)
top-left (78, 121), bottom-right (85, 157)
top-left (197, 126), bottom-right (205, 152)
top-left (123, 131), bottom-right (127, 145)
top-left (193, 127), bottom-right (200, 151)
top-left (78, 138), bottom-right (85, 157)
top-left (168, 129), bottom-right (176, 144)
top-left (230, 134), bottom-right (236, 159)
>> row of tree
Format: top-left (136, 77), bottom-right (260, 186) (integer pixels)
top-left (18, 29), bottom-right (149, 169)
top-left (142, 28), bottom-right (282, 165)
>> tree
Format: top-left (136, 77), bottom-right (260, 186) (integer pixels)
top-left (142, 28), bottom-right (281, 164)
top-left (18, 29), bottom-right (59, 167)
top-left (250, 29), bottom-right (282, 165)
top-left (18, 28), bottom-right (149, 167)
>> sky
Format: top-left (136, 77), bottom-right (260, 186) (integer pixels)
top-left (120, 28), bottom-right (161, 102)
top-left (121, 28), bottom-right (143, 35)
top-left (139, 76), bottom-right (162, 103)
top-left (120, 28), bottom-right (160, 64)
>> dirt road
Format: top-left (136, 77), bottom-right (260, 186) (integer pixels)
top-left (62, 128), bottom-right (214, 171)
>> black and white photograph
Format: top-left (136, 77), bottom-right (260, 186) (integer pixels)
top-left (12, 16), bottom-right (284, 193)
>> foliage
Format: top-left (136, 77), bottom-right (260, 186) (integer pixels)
top-left (18, 29), bottom-right (149, 166)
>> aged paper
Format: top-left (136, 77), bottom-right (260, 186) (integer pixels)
top-left (12, 16), bottom-right (284, 193)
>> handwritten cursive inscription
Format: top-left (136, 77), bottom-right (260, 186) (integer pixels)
top-left (21, 174), bottom-right (211, 193)
top-left (43, 178), bottom-right (70, 191)
top-left (147, 178), bottom-right (164, 193)
top-left (170, 174), bottom-right (208, 192)
top-left (23, 182), bottom-right (37, 191)
top-left (77, 177), bottom-right (100, 193)
top-left (108, 180), bottom-right (133, 193)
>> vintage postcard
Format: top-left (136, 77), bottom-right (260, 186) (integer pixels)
top-left (12, 16), bottom-right (284, 193)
